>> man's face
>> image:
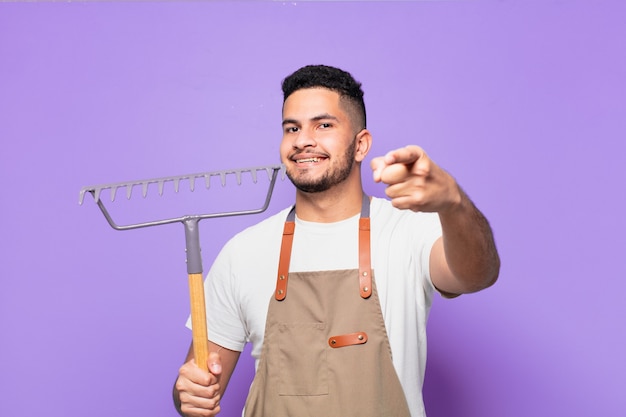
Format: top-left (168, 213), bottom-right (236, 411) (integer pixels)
top-left (280, 88), bottom-right (358, 193)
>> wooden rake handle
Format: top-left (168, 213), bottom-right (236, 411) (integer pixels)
top-left (184, 218), bottom-right (209, 371)
top-left (188, 272), bottom-right (209, 370)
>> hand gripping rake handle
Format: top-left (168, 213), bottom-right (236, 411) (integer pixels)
top-left (79, 165), bottom-right (283, 370)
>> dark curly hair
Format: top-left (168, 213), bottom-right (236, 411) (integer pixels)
top-left (281, 65), bottom-right (367, 130)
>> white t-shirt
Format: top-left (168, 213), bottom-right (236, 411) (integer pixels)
top-left (189, 197), bottom-right (442, 417)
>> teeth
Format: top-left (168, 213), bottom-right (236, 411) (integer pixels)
top-left (297, 158), bottom-right (321, 163)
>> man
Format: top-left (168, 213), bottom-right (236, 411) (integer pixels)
top-left (174, 65), bottom-right (500, 417)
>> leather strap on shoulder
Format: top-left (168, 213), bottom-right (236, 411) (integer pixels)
top-left (359, 216), bottom-right (372, 299)
top-left (275, 208), bottom-right (295, 301)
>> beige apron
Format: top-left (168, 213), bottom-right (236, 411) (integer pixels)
top-left (244, 196), bottom-right (411, 417)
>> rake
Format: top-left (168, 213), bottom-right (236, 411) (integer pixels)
top-left (79, 164), bottom-right (283, 370)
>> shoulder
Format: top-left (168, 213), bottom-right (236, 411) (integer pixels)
top-left (370, 196), bottom-right (442, 250)
top-left (371, 196), bottom-right (440, 227)
top-left (208, 205), bottom-right (293, 283)
top-left (221, 206), bottom-right (293, 252)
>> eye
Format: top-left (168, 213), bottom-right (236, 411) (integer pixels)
top-left (319, 122), bottom-right (332, 129)
top-left (285, 126), bottom-right (299, 133)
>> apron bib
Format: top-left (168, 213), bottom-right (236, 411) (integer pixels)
top-left (244, 196), bottom-right (411, 417)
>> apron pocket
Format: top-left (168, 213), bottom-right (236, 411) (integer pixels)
top-left (277, 322), bottom-right (329, 396)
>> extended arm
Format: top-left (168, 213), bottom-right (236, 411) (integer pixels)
top-left (371, 145), bottom-right (500, 295)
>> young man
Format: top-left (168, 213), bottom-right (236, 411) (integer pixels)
top-left (174, 65), bottom-right (500, 417)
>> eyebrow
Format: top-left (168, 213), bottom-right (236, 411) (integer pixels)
top-left (282, 113), bottom-right (339, 126)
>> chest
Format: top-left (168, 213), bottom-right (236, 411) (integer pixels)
top-left (289, 224), bottom-right (360, 272)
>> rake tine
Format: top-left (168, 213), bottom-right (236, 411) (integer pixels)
top-left (79, 164), bottom-right (284, 210)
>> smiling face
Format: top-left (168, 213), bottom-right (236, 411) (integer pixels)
top-left (280, 88), bottom-right (364, 194)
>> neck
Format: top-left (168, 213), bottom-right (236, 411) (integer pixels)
top-left (294, 178), bottom-right (364, 223)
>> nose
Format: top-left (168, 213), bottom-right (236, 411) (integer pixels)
top-left (292, 128), bottom-right (317, 150)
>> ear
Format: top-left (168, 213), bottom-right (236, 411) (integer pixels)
top-left (354, 129), bottom-right (372, 163)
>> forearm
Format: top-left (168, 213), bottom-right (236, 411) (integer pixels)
top-left (437, 187), bottom-right (500, 293)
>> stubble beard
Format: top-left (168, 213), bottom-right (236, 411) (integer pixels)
top-left (286, 139), bottom-right (357, 194)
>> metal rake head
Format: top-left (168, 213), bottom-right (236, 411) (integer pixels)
top-left (79, 164), bottom-right (284, 231)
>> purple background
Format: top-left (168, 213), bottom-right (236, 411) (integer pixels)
top-left (1, 1), bottom-right (624, 416)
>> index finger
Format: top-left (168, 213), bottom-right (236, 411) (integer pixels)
top-left (384, 145), bottom-right (424, 165)
top-left (370, 156), bottom-right (388, 182)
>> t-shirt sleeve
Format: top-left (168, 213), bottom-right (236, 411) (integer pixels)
top-left (416, 213), bottom-right (443, 295)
